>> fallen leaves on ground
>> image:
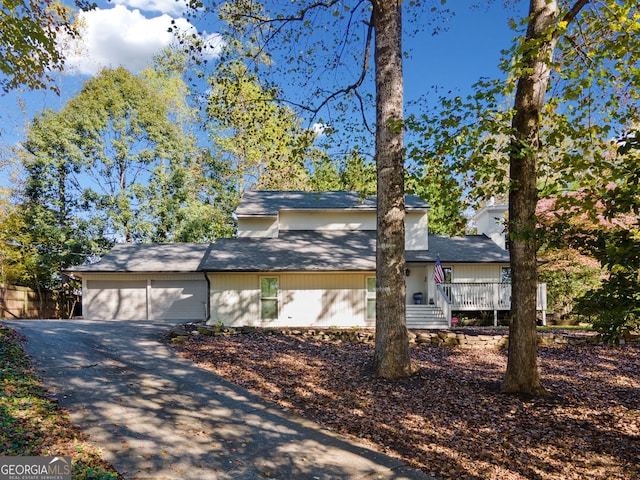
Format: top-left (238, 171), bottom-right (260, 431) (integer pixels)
top-left (0, 326), bottom-right (122, 479)
top-left (173, 330), bottom-right (639, 480)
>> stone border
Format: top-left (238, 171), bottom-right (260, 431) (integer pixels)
top-left (168, 324), bottom-right (640, 348)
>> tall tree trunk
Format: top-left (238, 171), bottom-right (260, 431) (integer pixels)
top-left (503, 0), bottom-right (561, 395)
top-left (372, 0), bottom-right (412, 378)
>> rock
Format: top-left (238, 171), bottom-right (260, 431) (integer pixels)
top-left (415, 333), bottom-right (432, 344)
top-left (444, 336), bottom-right (460, 346)
top-left (168, 327), bottom-right (181, 338)
top-left (170, 335), bottom-right (189, 344)
top-left (197, 326), bottom-right (216, 336)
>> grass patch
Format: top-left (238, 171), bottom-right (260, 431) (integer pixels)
top-left (0, 325), bottom-right (121, 479)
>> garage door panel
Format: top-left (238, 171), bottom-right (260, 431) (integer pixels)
top-left (85, 280), bottom-right (146, 320)
top-left (151, 280), bottom-right (207, 321)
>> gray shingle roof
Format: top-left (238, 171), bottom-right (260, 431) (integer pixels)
top-left (407, 235), bottom-right (511, 263)
top-left (201, 231), bottom-right (377, 272)
top-left (68, 234), bottom-right (510, 275)
top-left (200, 232), bottom-right (510, 272)
top-left (68, 243), bottom-right (211, 273)
top-left (236, 191), bottom-right (430, 216)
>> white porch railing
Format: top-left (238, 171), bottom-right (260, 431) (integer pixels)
top-left (434, 284), bottom-right (452, 327)
top-left (431, 282), bottom-right (547, 327)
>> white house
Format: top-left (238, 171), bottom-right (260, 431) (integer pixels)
top-left (472, 202), bottom-right (508, 250)
top-left (69, 191), bottom-right (546, 327)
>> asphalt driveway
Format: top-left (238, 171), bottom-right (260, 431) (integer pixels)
top-left (4, 320), bottom-right (431, 480)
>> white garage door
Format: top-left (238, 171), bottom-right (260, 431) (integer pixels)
top-left (85, 280), bottom-right (147, 320)
top-left (150, 279), bottom-right (207, 321)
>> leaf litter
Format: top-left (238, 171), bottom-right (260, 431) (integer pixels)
top-left (173, 332), bottom-right (639, 480)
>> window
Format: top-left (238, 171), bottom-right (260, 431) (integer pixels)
top-left (366, 277), bottom-right (376, 320)
top-left (260, 277), bottom-right (279, 320)
top-left (442, 267), bottom-right (453, 283)
top-left (501, 267), bottom-right (512, 283)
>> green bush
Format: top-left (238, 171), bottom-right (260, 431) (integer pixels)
top-left (576, 265), bottom-right (640, 344)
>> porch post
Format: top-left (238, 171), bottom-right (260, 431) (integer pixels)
top-left (493, 283), bottom-right (499, 326)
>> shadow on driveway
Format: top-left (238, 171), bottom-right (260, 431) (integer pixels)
top-left (4, 320), bottom-right (432, 480)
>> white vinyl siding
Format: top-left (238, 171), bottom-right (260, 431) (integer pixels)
top-left (445, 264), bottom-right (507, 283)
top-left (278, 210), bottom-right (376, 231)
top-left (277, 210), bottom-right (428, 250)
top-left (237, 217), bottom-right (278, 237)
top-left (405, 211), bottom-right (429, 250)
top-left (209, 274), bottom-right (260, 326)
top-left (209, 272), bottom-right (373, 328)
top-left (280, 273), bottom-right (369, 327)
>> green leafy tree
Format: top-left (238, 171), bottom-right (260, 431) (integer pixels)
top-left (140, 54), bottom-right (237, 241)
top-left (505, 0), bottom-right (638, 393)
top-left (58, 67), bottom-right (196, 242)
top-left (206, 60), bottom-right (322, 193)
top-left (0, 193), bottom-right (30, 286)
top-left (0, 0), bottom-right (84, 93)
top-left (308, 148), bottom-right (376, 196)
top-left (538, 248), bottom-right (602, 323)
top-left (19, 108), bottom-right (103, 298)
top-left (575, 230), bottom-right (640, 343)
top-left (145, 149), bottom-right (237, 242)
top-left (405, 158), bottom-right (466, 236)
top-left (567, 136), bottom-right (640, 341)
top-left (20, 63), bottom-right (234, 264)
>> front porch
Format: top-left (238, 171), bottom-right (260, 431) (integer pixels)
top-left (407, 282), bottom-right (547, 329)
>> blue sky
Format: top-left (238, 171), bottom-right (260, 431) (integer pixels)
top-left (0, 0), bottom-right (526, 172)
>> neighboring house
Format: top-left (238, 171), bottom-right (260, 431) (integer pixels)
top-left (68, 192), bottom-right (546, 327)
top-left (472, 202), bottom-right (509, 250)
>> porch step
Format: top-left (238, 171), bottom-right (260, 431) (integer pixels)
top-left (406, 305), bottom-right (449, 329)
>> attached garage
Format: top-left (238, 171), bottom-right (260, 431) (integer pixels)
top-left (149, 278), bottom-right (208, 321)
top-left (68, 244), bottom-right (211, 322)
top-left (81, 274), bottom-right (208, 321)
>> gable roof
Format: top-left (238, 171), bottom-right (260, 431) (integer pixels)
top-left (68, 243), bottom-right (210, 274)
top-left (236, 191), bottom-right (430, 217)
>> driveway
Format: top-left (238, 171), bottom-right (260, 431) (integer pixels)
top-left (4, 320), bottom-right (432, 480)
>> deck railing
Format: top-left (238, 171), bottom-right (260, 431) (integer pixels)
top-left (432, 282), bottom-right (547, 327)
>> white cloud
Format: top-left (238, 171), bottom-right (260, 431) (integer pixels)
top-left (64, 5), bottom-right (221, 76)
top-left (312, 122), bottom-right (329, 137)
top-left (113, 0), bottom-right (188, 17)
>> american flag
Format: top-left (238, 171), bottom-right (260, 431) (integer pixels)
top-left (434, 257), bottom-right (445, 284)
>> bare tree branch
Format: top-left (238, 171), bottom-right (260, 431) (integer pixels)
top-left (277, 10), bottom-right (375, 133)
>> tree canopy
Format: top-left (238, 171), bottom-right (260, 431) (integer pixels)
top-left (0, 0), bottom-right (87, 93)
top-left (13, 63), bottom-right (237, 292)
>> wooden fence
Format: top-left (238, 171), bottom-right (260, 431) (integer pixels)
top-left (0, 284), bottom-right (59, 319)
